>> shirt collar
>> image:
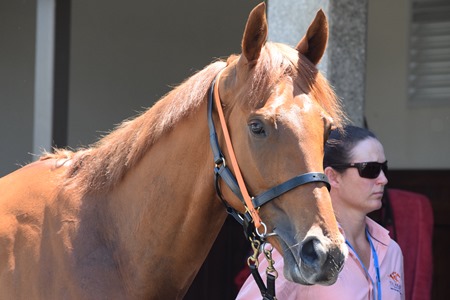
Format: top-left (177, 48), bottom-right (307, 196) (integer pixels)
top-left (337, 216), bottom-right (391, 247)
top-left (365, 216), bottom-right (391, 247)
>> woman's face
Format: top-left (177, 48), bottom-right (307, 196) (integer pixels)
top-left (333, 137), bottom-right (388, 214)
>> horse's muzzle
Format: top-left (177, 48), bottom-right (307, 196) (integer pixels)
top-left (298, 237), bottom-right (347, 285)
top-left (281, 232), bottom-right (347, 286)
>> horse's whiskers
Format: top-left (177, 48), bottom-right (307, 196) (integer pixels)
top-left (328, 254), bottom-right (344, 274)
top-left (287, 242), bottom-right (301, 252)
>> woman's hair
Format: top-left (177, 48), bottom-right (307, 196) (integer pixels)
top-left (323, 125), bottom-right (378, 170)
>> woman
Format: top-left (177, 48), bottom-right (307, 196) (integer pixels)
top-left (236, 126), bottom-right (405, 300)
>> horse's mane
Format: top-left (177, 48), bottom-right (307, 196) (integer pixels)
top-left (44, 42), bottom-right (345, 194)
top-left (44, 60), bottom-right (227, 193)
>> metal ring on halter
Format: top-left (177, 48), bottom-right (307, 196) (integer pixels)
top-left (215, 157), bottom-right (226, 168)
top-left (256, 221), bottom-right (268, 238)
top-left (264, 232), bottom-right (278, 238)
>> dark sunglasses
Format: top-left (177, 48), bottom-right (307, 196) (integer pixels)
top-left (331, 161), bottom-right (388, 179)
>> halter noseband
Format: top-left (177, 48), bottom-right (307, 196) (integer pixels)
top-left (207, 71), bottom-right (331, 238)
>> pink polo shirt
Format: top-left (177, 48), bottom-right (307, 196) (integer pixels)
top-left (236, 217), bottom-right (405, 300)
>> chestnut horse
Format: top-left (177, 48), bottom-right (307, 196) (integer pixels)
top-left (0, 3), bottom-right (347, 299)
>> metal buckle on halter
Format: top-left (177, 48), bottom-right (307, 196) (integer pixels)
top-left (244, 203), bottom-right (267, 239)
top-left (247, 199), bottom-right (268, 239)
top-left (247, 237), bottom-right (261, 268)
top-left (247, 236), bottom-right (278, 300)
top-left (263, 242), bottom-right (278, 279)
top-left (214, 157), bottom-right (226, 168)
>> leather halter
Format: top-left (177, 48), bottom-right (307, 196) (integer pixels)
top-left (207, 71), bottom-right (331, 236)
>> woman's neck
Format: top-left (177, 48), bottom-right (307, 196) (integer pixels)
top-left (335, 207), bottom-right (367, 246)
top-left (335, 206), bottom-right (371, 268)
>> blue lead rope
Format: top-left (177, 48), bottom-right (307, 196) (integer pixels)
top-left (367, 227), bottom-right (382, 300)
top-left (345, 227), bottom-right (382, 300)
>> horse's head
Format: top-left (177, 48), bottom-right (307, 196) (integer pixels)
top-left (214, 3), bottom-right (347, 285)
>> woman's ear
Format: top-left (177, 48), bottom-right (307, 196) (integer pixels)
top-left (325, 166), bottom-right (340, 188)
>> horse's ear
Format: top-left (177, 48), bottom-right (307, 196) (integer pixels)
top-left (241, 2), bottom-right (268, 66)
top-left (295, 9), bottom-right (328, 65)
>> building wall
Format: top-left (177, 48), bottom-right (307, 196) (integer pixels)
top-left (1, 1), bottom-right (449, 172)
top-left (366, 0), bottom-right (450, 169)
top-left (0, 0), bottom-right (35, 175)
top-left (68, 0), bottom-right (259, 147)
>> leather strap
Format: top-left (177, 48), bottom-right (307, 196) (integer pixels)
top-left (212, 71), bottom-right (263, 229)
top-left (249, 264), bottom-right (277, 300)
top-left (252, 173), bottom-right (330, 208)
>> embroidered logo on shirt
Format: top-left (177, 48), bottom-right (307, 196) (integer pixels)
top-left (388, 272), bottom-right (402, 294)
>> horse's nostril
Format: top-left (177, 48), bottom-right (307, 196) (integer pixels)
top-left (300, 238), bottom-right (326, 267)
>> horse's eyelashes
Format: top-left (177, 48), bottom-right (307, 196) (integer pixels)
top-left (248, 120), bottom-right (266, 137)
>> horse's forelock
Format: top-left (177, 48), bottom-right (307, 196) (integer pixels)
top-left (247, 43), bottom-right (291, 104)
top-left (247, 42), bottom-right (346, 128)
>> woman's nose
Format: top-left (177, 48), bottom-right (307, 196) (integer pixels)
top-left (377, 170), bottom-right (388, 185)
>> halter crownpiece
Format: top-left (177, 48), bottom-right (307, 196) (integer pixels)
top-left (207, 71), bottom-right (331, 236)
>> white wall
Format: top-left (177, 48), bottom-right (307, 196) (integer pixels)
top-left (68, 0), bottom-right (259, 146)
top-left (2, 0), bottom-right (448, 177)
top-left (0, 0), bottom-right (35, 176)
top-left (366, 0), bottom-right (450, 169)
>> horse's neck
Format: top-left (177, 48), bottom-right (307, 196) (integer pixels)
top-left (103, 105), bottom-right (228, 297)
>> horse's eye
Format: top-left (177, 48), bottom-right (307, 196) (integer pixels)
top-left (249, 120), bottom-right (266, 136)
